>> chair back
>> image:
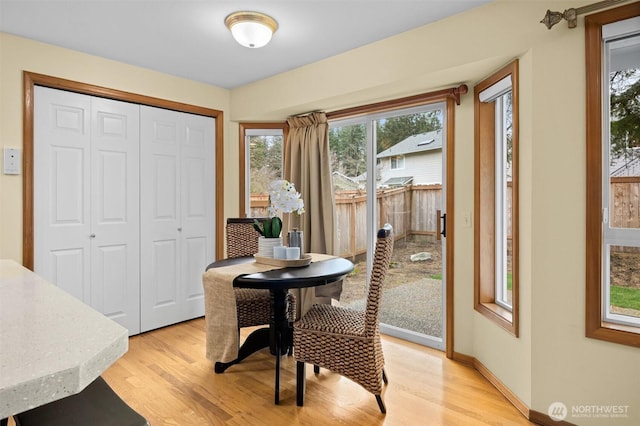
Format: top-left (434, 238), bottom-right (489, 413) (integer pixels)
top-left (226, 217), bottom-right (264, 258)
top-left (364, 224), bottom-right (394, 338)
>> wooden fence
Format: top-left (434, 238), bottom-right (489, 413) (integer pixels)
top-left (250, 177), bottom-right (640, 258)
top-left (610, 177), bottom-right (640, 229)
top-left (251, 185), bottom-right (444, 258)
top-left (333, 185), bottom-right (448, 258)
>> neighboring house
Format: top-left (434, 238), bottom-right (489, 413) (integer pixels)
top-left (376, 130), bottom-right (442, 187)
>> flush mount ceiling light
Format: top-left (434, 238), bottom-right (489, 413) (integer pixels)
top-left (225, 11), bottom-right (278, 48)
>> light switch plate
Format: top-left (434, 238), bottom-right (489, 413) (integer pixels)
top-left (3, 147), bottom-right (21, 175)
top-left (463, 211), bottom-right (472, 228)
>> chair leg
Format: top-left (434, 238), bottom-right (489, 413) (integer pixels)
top-left (375, 395), bottom-right (386, 414)
top-left (296, 361), bottom-right (306, 406)
top-left (287, 322), bottom-right (294, 356)
top-left (382, 368), bottom-right (388, 384)
top-left (313, 364), bottom-right (320, 374)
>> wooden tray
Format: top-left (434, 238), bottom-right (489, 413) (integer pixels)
top-left (254, 253), bottom-right (312, 268)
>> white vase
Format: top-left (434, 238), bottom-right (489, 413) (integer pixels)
top-left (257, 236), bottom-right (282, 258)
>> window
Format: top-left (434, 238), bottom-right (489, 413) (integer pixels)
top-left (238, 123), bottom-right (286, 217)
top-left (390, 155), bottom-right (405, 170)
top-left (586, 4), bottom-right (640, 347)
top-left (474, 60), bottom-right (519, 336)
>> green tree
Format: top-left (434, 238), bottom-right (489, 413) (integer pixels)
top-left (610, 69), bottom-right (640, 160)
top-left (329, 124), bottom-right (367, 178)
top-left (249, 135), bottom-right (282, 193)
top-left (376, 111), bottom-right (441, 152)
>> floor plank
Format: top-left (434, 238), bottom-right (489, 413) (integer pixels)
top-left (11, 318), bottom-right (534, 425)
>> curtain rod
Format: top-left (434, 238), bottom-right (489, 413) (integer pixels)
top-left (288, 110), bottom-right (324, 119)
top-left (326, 84), bottom-right (468, 121)
top-left (540, 0), bottom-right (631, 29)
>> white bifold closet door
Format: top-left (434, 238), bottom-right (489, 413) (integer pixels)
top-left (34, 86), bottom-right (141, 334)
top-left (34, 87), bottom-right (215, 335)
top-left (140, 105), bottom-right (214, 332)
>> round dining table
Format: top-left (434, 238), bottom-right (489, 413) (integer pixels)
top-left (206, 255), bottom-right (354, 404)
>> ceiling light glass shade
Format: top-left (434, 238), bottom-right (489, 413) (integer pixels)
top-left (225, 11), bottom-right (278, 49)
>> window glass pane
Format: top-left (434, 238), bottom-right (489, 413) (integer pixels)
top-left (601, 25), bottom-right (640, 330)
top-left (391, 156), bottom-right (404, 170)
top-left (330, 107), bottom-right (447, 342)
top-left (607, 34), bottom-right (640, 230)
top-left (606, 245), bottom-right (640, 325)
top-left (496, 92), bottom-right (513, 310)
top-left (376, 109), bottom-right (444, 337)
top-left (248, 134), bottom-right (282, 217)
top-left (329, 122), bottom-right (368, 303)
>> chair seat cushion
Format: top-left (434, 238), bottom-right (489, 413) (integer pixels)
top-left (295, 304), bottom-right (366, 338)
top-left (14, 376), bottom-right (148, 426)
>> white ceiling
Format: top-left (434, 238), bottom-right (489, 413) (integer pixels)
top-left (0, 0), bottom-right (491, 89)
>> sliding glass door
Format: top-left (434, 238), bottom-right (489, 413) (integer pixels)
top-left (329, 103), bottom-right (447, 350)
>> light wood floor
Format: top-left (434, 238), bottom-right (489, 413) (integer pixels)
top-left (36, 318), bottom-right (535, 425)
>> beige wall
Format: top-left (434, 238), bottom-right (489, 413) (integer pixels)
top-left (2, 0), bottom-right (639, 424)
top-left (0, 33), bottom-right (232, 262)
top-left (229, 1), bottom-right (639, 424)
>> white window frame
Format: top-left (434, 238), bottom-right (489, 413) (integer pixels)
top-left (390, 155), bottom-right (405, 170)
top-left (494, 93), bottom-right (511, 311)
top-left (480, 77), bottom-right (513, 312)
top-left (601, 19), bottom-right (640, 328)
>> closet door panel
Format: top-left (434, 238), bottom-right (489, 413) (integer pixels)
top-left (140, 106), bottom-right (182, 331)
top-left (91, 97), bottom-right (140, 334)
top-left (183, 235), bottom-right (207, 314)
top-left (34, 86), bottom-right (91, 303)
top-left (49, 249), bottom-right (86, 300)
top-left (151, 239), bottom-right (179, 304)
top-left (180, 114), bottom-right (214, 318)
top-left (93, 244), bottom-right (128, 316)
top-left (141, 107), bottom-right (214, 330)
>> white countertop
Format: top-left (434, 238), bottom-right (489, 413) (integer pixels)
top-left (0, 259), bottom-right (128, 419)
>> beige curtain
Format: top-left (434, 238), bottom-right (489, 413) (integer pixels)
top-left (284, 112), bottom-right (341, 318)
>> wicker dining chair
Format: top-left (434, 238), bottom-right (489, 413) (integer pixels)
top-left (226, 218), bottom-right (296, 333)
top-left (293, 224), bottom-right (394, 413)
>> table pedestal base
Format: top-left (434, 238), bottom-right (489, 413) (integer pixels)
top-left (214, 288), bottom-right (292, 404)
top-left (214, 327), bottom-right (270, 373)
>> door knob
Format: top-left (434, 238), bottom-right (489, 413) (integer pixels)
top-left (90, 233), bottom-right (96, 238)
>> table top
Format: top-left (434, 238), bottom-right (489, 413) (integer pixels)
top-left (207, 256), bottom-right (354, 290)
top-left (236, 257), bottom-right (353, 289)
top-left (0, 259), bottom-right (129, 419)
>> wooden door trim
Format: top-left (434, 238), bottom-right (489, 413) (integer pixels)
top-left (445, 96), bottom-right (456, 359)
top-left (22, 71), bottom-right (225, 268)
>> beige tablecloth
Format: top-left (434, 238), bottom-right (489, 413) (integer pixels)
top-left (202, 253), bottom-right (337, 363)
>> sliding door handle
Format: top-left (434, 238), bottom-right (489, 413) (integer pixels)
top-left (436, 210), bottom-right (446, 240)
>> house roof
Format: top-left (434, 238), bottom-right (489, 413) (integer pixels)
top-left (381, 176), bottom-right (414, 187)
top-left (332, 171), bottom-right (361, 190)
top-left (377, 130), bottom-right (443, 159)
